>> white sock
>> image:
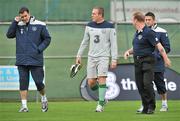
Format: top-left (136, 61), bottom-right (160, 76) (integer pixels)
top-left (162, 100), bottom-right (167, 107)
top-left (41, 94), bottom-right (47, 102)
top-left (21, 99), bottom-right (27, 108)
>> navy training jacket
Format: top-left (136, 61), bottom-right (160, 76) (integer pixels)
top-left (6, 16), bottom-right (51, 66)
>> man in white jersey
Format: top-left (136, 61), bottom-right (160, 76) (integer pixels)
top-left (76, 7), bottom-right (118, 112)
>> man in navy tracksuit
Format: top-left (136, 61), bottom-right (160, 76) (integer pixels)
top-left (124, 12), bottom-right (171, 114)
top-left (137, 12), bottom-right (170, 112)
top-left (6, 7), bottom-right (51, 112)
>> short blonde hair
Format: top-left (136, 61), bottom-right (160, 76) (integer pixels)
top-left (133, 12), bottom-right (145, 22)
top-left (93, 6), bottom-right (104, 17)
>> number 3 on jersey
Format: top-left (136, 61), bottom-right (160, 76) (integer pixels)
top-left (94, 35), bottom-right (100, 43)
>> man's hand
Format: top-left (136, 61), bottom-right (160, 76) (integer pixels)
top-left (76, 56), bottom-right (81, 64)
top-left (14, 16), bottom-right (21, 22)
top-left (124, 50), bottom-right (130, 60)
top-left (110, 60), bottom-right (117, 69)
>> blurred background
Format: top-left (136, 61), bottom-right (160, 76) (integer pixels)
top-left (0, 0), bottom-right (179, 101)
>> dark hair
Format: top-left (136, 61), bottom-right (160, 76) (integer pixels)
top-left (133, 12), bottom-right (145, 22)
top-left (93, 6), bottom-right (104, 17)
top-left (145, 12), bottom-right (155, 20)
top-left (19, 7), bottom-right (29, 14)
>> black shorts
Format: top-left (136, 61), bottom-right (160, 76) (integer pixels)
top-left (154, 72), bottom-right (166, 94)
top-left (18, 65), bottom-right (45, 91)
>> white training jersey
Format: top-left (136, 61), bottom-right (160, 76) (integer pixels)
top-left (77, 21), bottom-right (118, 61)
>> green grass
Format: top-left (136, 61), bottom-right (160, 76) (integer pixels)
top-left (0, 100), bottom-right (180, 121)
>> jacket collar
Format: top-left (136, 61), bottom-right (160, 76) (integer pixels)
top-left (29, 16), bottom-right (35, 23)
top-left (151, 23), bottom-right (157, 30)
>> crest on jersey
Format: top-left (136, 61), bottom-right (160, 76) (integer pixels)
top-left (20, 29), bottom-right (23, 34)
top-left (138, 35), bottom-right (142, 40)
top-left (32, 27), bottom-right (37, 31)
top-left (155, 37), bottom-right (159, 41)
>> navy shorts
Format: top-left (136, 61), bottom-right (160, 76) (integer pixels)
top-left (18, 65), bottom-right (45, 91)
top-left (154, 72), bottom-right (166, 94)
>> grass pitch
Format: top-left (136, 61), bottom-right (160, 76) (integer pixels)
top-left (0, 100), bottom-right (180, 121)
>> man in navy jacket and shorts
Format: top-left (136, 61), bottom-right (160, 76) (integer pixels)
top-left (6, 6), bottom-right (51, 112)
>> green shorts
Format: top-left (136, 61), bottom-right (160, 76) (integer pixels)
top-left (87, 57), bottom-right (109, 78)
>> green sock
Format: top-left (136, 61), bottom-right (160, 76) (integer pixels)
top-left (98, 84), bottom-right (106, 106)
top-left (91, 83), bottom-right (99, 91)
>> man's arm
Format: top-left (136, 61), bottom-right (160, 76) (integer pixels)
top-left (160, 32), bottom-right (171, 53)
top-left (124, 47), bottom-right (133, 60)
top-left (6, 17), bottom-right (20, 38)
top-left (156, 43), bottom-right (171, 67)
top-left (38, 25), bottom-right (51, 53)
top-left (76, 26), bottom-right (89, 64)
top-left (110, 28), bottom-right (118, 68)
